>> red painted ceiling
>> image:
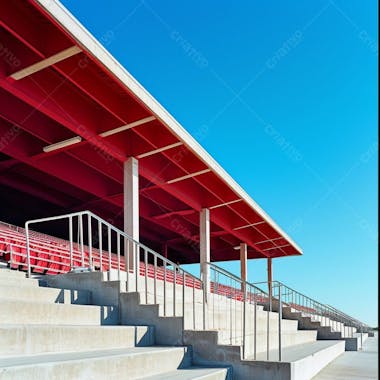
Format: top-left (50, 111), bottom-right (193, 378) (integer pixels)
top-left (0, 1), bottom-right (301, 264)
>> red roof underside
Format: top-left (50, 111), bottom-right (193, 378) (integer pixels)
top-left (0, 1), bottom-right (301, 264)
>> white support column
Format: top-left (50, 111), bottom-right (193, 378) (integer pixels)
top-left (124, 157), bottom-right (139, 274)
top-left (200, 208), bottom-right (210, 297)
top-left (240, 243), bottom-right (247, 290)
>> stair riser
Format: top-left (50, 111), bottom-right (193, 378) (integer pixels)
top-left (0, 326), bottom-right (154, 356)
top-left (0, 277), bottom-right (40, 287)
top-left (0, 286), bottom-right (90, 305)
top-left (0, 301), bottom-right (117, 325)
top-left (0, 348), bottom-right (192, 380)
top-left (204, 315), bottom-right (299, 332)
top-left (239, 331), bottom-right (317, 355)
top-left (292, 340), bottom-right (345, 380)
top-left (0, 270), bottom-right (28, 280)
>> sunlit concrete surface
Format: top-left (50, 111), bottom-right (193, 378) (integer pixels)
top-left (313, 332), bottom-right (378, 380)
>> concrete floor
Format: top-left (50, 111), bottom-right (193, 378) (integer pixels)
top-left (313, 333), bottom-right (378, 379)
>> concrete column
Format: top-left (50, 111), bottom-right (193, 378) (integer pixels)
top-left (124, 157), bottom-right (139, 273)
top-left (240, 243), bottom-right (247, 291)
top-left (200, 208), bottom-right (210, 297)
top-left (267, 257), bottom-right (272, 310)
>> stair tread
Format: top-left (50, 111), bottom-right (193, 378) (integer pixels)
top-left (0, 324), bottom-right (150, 330)
top-left (0, 298), bottom-right (97, 308)
top-left (0, 346), bottom-right (188, 368)
top-left (141, 366), bottom-right (229, 379)
top-left (251, 340), bottom-right (344, 362)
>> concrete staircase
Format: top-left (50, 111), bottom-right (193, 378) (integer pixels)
top-left (120, 290), bottom-right (344, 379)
top-left (281, 306), bottom-right (368, 351)
top-left (0, 268), bottom-right (230, 380)
top-left (40, 270), bottom-right (346, 379)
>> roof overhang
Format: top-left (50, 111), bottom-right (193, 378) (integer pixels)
top-left (0, 0), bottom-right (302, 263)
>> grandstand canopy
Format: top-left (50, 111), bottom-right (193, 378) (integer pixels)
top-left (0, 0), bottom-right (302, 264)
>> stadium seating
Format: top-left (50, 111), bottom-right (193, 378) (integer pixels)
top-left (0, 222), bottom-right (249, 298)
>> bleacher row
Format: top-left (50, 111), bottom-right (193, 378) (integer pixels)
top-left (0, 222), bottom-right (270, 304)
top-left (0, 223), bottom-right (205, 289)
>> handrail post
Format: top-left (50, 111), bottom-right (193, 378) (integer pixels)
top-left (88, 215), bottom-right (93, 271)
top-left (229, 276), bottom-right (233, 345)
top-left (163, 260), bottom-right (167, 316)
top-left (9, 244), bottom-right (13, 270)
top-left (153, 255), bottom-right (157, 304)
top-left (254, 287), bottom-right (257, 360)
top-left (242, 280), bottom-right (247, 359)
top-left (108, 226), bottom-right (111, 279)
top-left (202, 278), bottom-right (206, 330)
top-left (135, 244), bottom-right (139, 292)
top-left (144, 249), bottom-right (148, 304)
top-left (25, 223), bottom-right (31, 278)
top-left (182, 272), bottom-right (185, 327)
top-left (79, 214), bottom-right (84, 266)
top-left (278, 283), bottom-right (282, 361)
top-left (98, 220), bottom-right (102, 271)
top-left (126, 239), bottom-right (129, 291)
top-left (192, 277), bottom-right (195, 329)
top-left (117, 232), bottom-right (120, 281)
top-left (173, 266), bottom-right (177, 316)
top-left (267, 279), bottom-right (271, 360)
top-left (69, 216), bottom-right (73, 270)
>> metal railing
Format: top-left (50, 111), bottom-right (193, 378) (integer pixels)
top-left (205, 263), bottom-right (284, 360)
top-left (254, 280), bottom-right (368, 342)
top-left (3, 213), bottom-right (366, 360)
top-left (24, 211), bottom-right (202, 324)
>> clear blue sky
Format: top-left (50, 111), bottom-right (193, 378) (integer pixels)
top-left (61, 0), bottom-right (378, 326)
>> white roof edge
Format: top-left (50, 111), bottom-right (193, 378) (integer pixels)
top-left (36, 0), bottom-right (303, 254)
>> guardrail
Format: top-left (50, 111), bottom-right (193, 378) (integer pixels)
top-left (254, 280), bottom-right (367, 342)
top-left (25, 211), bottom-right (202, 325)
top-left (205, 263), bottom-right (282, 360)
top-left (20, 212), bottom-right (369, 359)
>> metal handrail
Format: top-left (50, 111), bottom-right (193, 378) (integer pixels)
top-left (206, 262), bottom-right (282, 361)
top-left (207, 263), bottom-right (268, 296)
top-left (25, 211), bottom-right (203, 328)
top-left (276, 281), bottom-right (367, 330)
top-left (254, 280), bottom-right (367, 339)
top-left (2, 213), bottom-right (366, 362)
top-left (25, 211), bottom-right (197, 279)
top-left (326, 304), bottom-right (368, 330)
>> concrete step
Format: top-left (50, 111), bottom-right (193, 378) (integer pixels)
top-left (220, 329), bottom-right (318, 357)
top-left (142, 367), bottom-right (230, 380)
top-left (206, 313), bottom-right (300, 333)
top-left (0, 299), bottom-right (115, 325)
top-left (0, 276), bottom-right (40, 288)
top-left (184, 330), bottom-right (345, 379)
top-left (253, 340), bottom-right (345, 379)
top-left (0, 325), bottom-right (154, 356)
top-left (0, 283), bottom-right (90, 304)
top-left (253, 330), bottom-right (318, 352)
top-left (0, 346), bottom-right (192, 380)
top-left (0, 268), bottom-right (27, 280)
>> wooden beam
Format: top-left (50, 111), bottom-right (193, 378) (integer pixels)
top-left (99, 116), bottom-right (156, 138)
top-left (233, 221), bottom-right (265, 231)
top-left (10, 46), bottom-right (81, 80)
top-left (209, 199), bottom-right (242, 209)
top-left (167, 169), bottom-right (211, 184)
top-left (138, 142), bottom-right (183, 159)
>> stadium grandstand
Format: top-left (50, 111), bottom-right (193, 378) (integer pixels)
top-left (0, 1), bottom-right (374, 379)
